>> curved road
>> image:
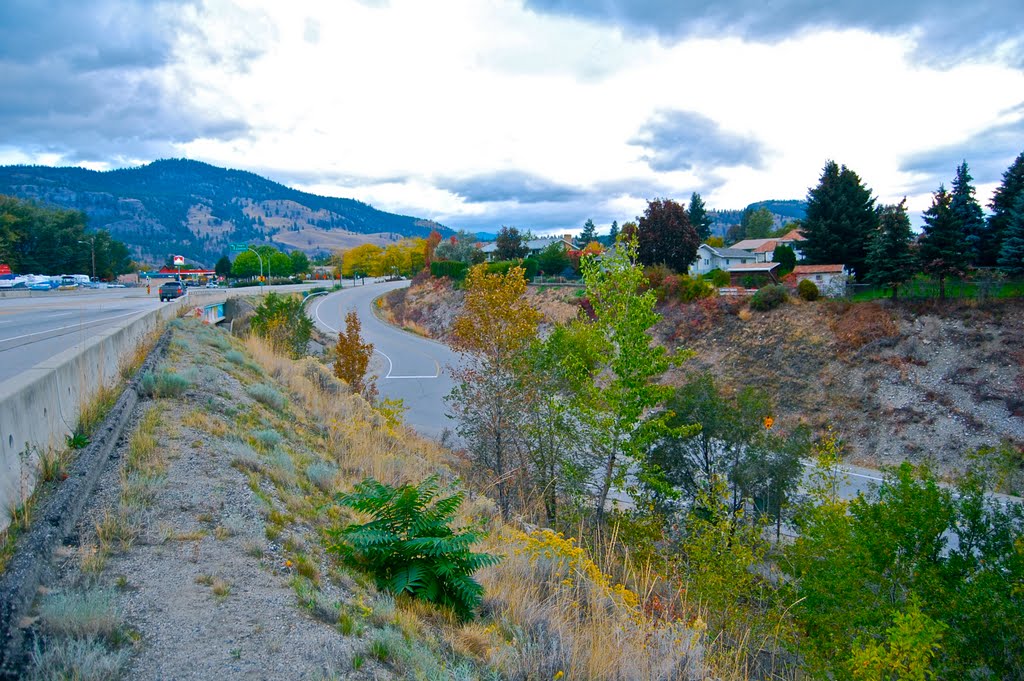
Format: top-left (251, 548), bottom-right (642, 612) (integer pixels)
top-left (308, 281), bottom-right (462, 439)
top-left (307, 281), bottom-right (960, 507)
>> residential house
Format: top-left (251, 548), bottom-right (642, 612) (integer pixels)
top-left (479, 234), bottom-right (576, 260)
top-left (791, 264), bottom-right (849, 297)
top-left (689, 243), bottom-right (758, 276)
top-left (729, 228), bottom-right (806, 262)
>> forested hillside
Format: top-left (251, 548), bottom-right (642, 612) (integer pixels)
top-left (0, 159), bottom-right (448, 266)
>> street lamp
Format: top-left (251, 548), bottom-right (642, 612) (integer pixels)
top-left (77, 237), bottom-right (96, 280)
top-left (247, 247), bottom-right (264, 288)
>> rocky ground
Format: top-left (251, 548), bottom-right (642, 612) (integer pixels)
top-left (25, 319), bottom-right (411, 680)
top-left (384, 278), bottom-right (1024, 480)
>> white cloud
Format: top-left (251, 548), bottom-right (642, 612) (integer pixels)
top-left (3, 0), bottom-right (1023, 230)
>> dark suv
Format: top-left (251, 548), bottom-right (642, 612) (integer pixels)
top-left (159, 281), bottom-right (185, 301)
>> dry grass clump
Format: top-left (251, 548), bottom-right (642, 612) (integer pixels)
top-left (829, 301), bottom-right (898, 351)
top-left (477, 529), bottom-right (704, 680)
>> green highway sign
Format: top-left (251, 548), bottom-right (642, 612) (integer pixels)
top-left (230, 243), bottom-right (248, 252)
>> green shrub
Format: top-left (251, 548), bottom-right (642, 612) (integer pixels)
top-left (224, 349), bottom-right (245, 365)
top-left (704, 268), bottom-right (731, 287)
top-left (306, 462), bottom-right (338, 492)
top-left (252, 429), bottom-right (282, 451)
top-left (326, 476), bottom-right (500, 621)
top-left (429, 260), bottom-right (468, 281)
top-left (246, 383), bottom-right (286, 411)
top-left (250, 292), bottom-right (313, 358)
top-left (29, 638), bottom-right (130, 681)
top-left (521, 256), bottom-right (539, 279)
top-left (138, 369), bottom-right (190, 398)
top-left (798, 278), bottom-right (820, 301)
top-left (749, 284), bottom-right (789, 311)
top-left (485, 260), bottom-right (515, 276)
top-left (38, 590), bottom-right (122, 642)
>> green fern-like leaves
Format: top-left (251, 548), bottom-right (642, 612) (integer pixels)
top-left (326, 476), bottom-right (500, 620)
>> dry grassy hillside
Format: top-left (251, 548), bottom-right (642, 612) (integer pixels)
top-left (385, 278), bottom-right (1024, 476)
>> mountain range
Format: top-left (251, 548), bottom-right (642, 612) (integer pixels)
top-left (0, 159), bottom-right (449, 266)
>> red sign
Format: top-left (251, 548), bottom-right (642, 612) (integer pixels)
top-left (0, 264), bottom-right (10, 275)
top-left (173, 255), bottom-right (185, 266)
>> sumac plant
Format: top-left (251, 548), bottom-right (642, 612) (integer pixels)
top-left (326, 476), bottom-right (500, 620)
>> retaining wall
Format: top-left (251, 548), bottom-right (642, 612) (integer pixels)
top-left (0, 300), bottom-right (188, 530)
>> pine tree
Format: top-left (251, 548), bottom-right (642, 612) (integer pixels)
top-left (866, 199), bottom-right (916, 299)
top-left (997, 192), bottom-right (1024, 276)
top-left (949, 161), bottom-right (987, 267)
top-left (580, 218), bottom-right (597, 244)
top-left (606, 220), bottom-right (619, 246)
top-left (919, 186), bottom-right (965, 299)
top-left (985, 151), bottom-right (1024, 267)
top-left (801, 161), bottom-right (877, 279)
top-left (688, 192), bottom-right (712, 242)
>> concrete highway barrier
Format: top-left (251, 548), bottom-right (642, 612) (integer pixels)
top-left (0, 283), bottom-right (323, 531)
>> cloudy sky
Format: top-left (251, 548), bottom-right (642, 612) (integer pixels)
top-left (1, 0), bottom-right (1022, 233)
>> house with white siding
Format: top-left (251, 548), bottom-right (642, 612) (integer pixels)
top-left (689, 244), bottom-right (758, 276)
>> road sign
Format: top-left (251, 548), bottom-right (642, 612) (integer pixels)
top-left (230, 243), bottom-right (248, 253)
top-left (173, 255), bottom-right (185, 266)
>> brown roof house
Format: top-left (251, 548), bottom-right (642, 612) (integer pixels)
top-left (791, 264), bottom-right (850, 297)
top-left (730, 229), bottom-right (807, 262)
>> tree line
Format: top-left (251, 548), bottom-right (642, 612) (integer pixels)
top-left (0, 195), bottom-right (133, 278)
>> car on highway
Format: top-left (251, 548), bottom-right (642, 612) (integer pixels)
top-left (159, 281), bottom-right (186, 301)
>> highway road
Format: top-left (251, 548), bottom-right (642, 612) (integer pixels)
top-left (0, 283), bottom-right (324, 385)
top-left (0, 288), bottom-right (162, 383)
top-left (308, 281), bottom-right (462, 439)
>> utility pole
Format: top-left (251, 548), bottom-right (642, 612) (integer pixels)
top-left (78, 237), bottom-right (96, 279)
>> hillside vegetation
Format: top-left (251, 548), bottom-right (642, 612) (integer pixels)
top-left (0, 159), bottom-right (448, 265)
top-left (382, 277), bottom-right (1024, 479)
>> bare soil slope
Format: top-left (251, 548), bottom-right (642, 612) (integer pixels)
top-left (384, 279), bottom-right (1024, 474)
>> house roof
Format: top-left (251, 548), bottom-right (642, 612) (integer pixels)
top-left (727, 262), bottom-right (780, 272)
top-left (793, 264), bottom-right (846, 274)
top-left (729, 238), bottom-right (776, 251)
top-left (701, 244), bottom-right (757, 258)
top-left (730, 229), bottom-right (806, 252)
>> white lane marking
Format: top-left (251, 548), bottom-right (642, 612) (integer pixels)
top-left (0, 310), bottom-right (140, 344)
top-left (313, 298), bottom-right (338, 333)
top-left (314, 293), bottom-right (439, 380)
top-left (0, 311), bottom-right (76, 326)
top-left (800, 460), bottom-right (884, 482)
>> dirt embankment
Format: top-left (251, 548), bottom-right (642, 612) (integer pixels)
top-left (386, 278), bottom-right (1024, 474)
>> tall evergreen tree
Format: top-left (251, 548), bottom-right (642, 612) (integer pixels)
top-left (215, 254), bottom-right (232, 278)
top-left (918, 186), bottom-right (965, 299)
top-left (580, 219), bottom-right (597, 244)
top-left (866, 200), bottom-right (916, 299)
top-left (997, 192), bottom-right (1024, 276)
top-left (801, 161), bottom-right (877, 279)
top-left (985, 151), bottom-right (1024, 267)
top-left (606, 220), bottom-right (619, 246)
top-left (688, 193), bottom-right (712, 242)
top-left (636, 198), bottom-right (699, 272)
top-left (949, 161), bottom-right (986, 267)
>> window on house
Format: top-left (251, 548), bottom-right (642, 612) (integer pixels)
top-left (815, 275), bottom-right (822, 281)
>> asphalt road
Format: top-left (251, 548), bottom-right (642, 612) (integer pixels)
top-left (308, 280), bottom-right (463, 439)
top-left (0, 288), bottom-right (162, 383)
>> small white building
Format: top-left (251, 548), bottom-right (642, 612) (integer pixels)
top-left (791, 264), bottom-right (850, 297)
top-left (689, 244), bottom-right (757, 276)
